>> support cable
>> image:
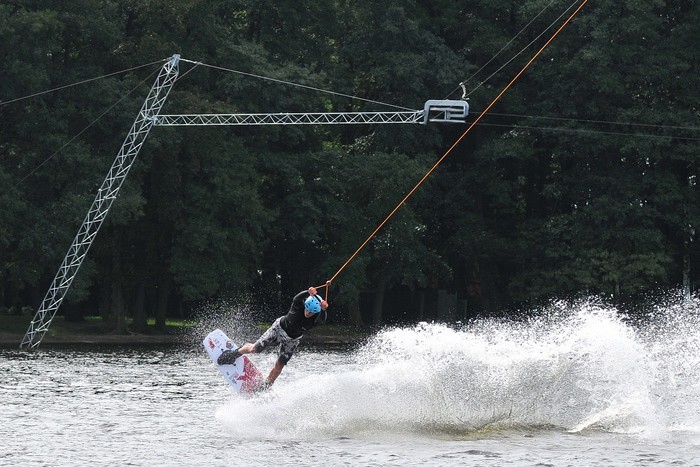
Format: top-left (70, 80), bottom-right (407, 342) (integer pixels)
top-left (465, 120), bottom-right (700, 142)
top-left (444, 0), bottom-right (561, 99)
top-left (462, 0), bottom-right (581, 100)
top-left (193, 61), bottom-right (414, 111)
top-left (317, 0), bottom-right (591, 293)
top-left (13, 65), bottom-right (163, 186)
top-left (476, 111), bottom-right (700, 132)
top-left (180, 52), bottom-right (691, 139)
top-left (20, 55), bottom-right (181, 349)
top-left (0, 59), bottom-right (166, 106)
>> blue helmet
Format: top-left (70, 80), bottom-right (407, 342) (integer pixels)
top-left (304, 295), bottom-right (323, 314)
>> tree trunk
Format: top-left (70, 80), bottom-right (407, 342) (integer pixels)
top-left (110, 253), bottom-right (128, 334)
top-left (99, 279), bottom-right (111, 322)
top-left (416, 289), bottom-right (425, 321)
top-left (156, 276), bottom-right (170, 331)
top-left (682, 237), bottom-right (692, 298)
top-left (131, 283), bottom-right (147, 332)
top-left (347, 299), bottom-right (364, 327)
top-left (371, 274), bottom-right (387, 326)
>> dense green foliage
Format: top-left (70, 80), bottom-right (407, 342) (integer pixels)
top-left (1, 0), bottom-right (698, 329)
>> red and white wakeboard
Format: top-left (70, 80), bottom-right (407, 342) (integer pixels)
top-left (203, 329), bottom-right (265, 396)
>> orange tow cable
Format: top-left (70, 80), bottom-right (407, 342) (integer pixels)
top-left (317, 0), bottom-right (590, 295)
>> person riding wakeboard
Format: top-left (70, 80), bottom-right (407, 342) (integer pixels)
top-left (218, 287), bottom-right (328, 389)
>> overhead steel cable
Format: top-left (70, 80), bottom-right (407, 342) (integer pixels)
top-left (14, 65), bottom-right (163, 186)
top-left (318, 0), bottom-right (591, 291)
top-left (0, 59), bottom-right (166, 106)
top-left (466, 121), bottom-right (700, 142)
top-left (192, 60), bottom-right (414, 111)
top-left (185, 52), bottom-right (694, 138)
top-left (461, 0), bottom-right (581, 99)
top-left (444, 0), bottom-right (562, 99)
top-left (478, 111), bottom-right (700, 132)
top-left (468, 110), bottom-right (700, 139)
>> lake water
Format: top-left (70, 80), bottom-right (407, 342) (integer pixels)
top-left (2, 297), bottom-right (699, 466)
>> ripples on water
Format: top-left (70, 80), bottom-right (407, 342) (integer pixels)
top-left (2, 294), bottom-right (699, 466)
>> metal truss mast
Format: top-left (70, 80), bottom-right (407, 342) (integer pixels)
top-left (152, 99), bottom-right (468, 127)
top-left (20, 55), bottom-right (181, 349)
top-left (21, 54), bottom-right (468, 348)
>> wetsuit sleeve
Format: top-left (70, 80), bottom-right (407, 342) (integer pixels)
top-left (292, 290), bottom-right (308, 306)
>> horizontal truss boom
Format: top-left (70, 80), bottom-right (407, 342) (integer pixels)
top-left (152, 100), bottom-right (468, 127)
top-left (153, 111), bottom-right (422, 126)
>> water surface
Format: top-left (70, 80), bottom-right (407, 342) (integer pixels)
top-left (2, 297), bottom-right (699, 465)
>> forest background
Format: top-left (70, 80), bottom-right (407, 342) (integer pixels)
top-left (0, 0), bottom-right (698, 333)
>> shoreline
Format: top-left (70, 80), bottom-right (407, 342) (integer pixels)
top-left (0, 330), bottom-right (365, 347)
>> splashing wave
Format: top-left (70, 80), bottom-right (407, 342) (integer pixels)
top-left (217, 295), bottom-right (700, 439)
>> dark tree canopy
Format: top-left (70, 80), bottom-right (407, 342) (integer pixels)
top-left (1, 0), bottom-right (698, 329)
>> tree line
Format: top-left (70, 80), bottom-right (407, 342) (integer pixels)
top-left (0, 0), bottom-right (698, 331)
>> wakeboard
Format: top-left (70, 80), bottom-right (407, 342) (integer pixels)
top-left (203, 329), bottom-right (266, 396)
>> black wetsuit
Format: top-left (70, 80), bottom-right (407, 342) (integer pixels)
top-left (279, 290), bottom-right (326, 338)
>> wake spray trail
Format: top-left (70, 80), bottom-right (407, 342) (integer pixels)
top-left (216, 295), bottom-right (700, 440)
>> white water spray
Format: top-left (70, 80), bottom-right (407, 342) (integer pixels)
top-left (217, 295), bottom-right (700, 439)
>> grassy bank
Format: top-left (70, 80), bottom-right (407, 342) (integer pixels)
top-left (0, 313), bottom-right (370, 345)
top-left (0, 314), bottom-right (194, 335)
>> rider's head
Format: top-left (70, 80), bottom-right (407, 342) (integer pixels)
top-left (304, 295), bottom-right (323, 314)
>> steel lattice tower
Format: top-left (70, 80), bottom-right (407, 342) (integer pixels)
top-left (20, 55), bottom-right (181, 348)
top-left (20, 53), bottom-right (466, 348)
